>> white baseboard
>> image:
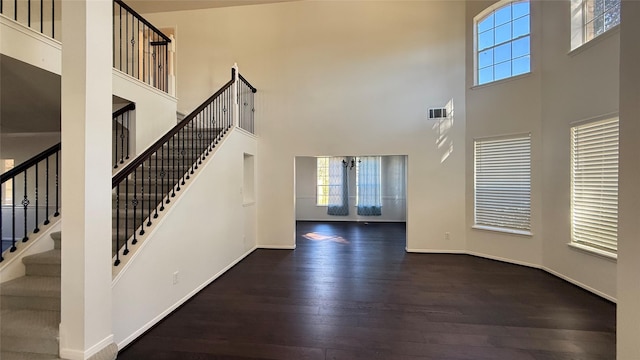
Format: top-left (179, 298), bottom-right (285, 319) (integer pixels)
top-left (60, 333), bottom-right (114, 360)
top-left (257, 245), bottom-right (296, 250)
top-left (116, 246), bottom-right (258, 350)
top-left (542, 266), bottom-right (617, 303)
top-left (407, 248), bottom-right (616, 303)
top-left (406, 248), bottom-right (465, 254)
top-left (466, 250), bottom-right (541, 269)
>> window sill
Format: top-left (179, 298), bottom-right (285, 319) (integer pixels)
top-left (472, 224), bottom-right (532, 237)
top-left (569, 25), bottom-right (620, 57)
top-left (470, 72), bottom-right (532, 90)
top-left (567, 242), bottom-right (617, 262)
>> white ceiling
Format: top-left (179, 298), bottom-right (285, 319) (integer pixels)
top-left (0, 55), bottom-right (61, 134)
top-left (126, 0), bottom-right (298, 14)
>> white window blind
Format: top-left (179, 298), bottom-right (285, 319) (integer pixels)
top-left (474, 135), bottom-right (531, 232)
top-left (571, 118), bottom-right (619, 253)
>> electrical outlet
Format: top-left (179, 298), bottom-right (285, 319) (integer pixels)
top-left (444, 232), bottom-right (450, 241)
top-left (173, 271), bottom-right (179, 285)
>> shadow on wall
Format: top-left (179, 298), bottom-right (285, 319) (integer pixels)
top-left (433, 99), bottom-right (455, 163)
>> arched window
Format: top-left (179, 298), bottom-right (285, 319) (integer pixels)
top-left (475, 0), bottom-right (531, 85)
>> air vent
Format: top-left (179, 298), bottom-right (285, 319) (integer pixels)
top-left (428, 107), bottom-right (447, 120)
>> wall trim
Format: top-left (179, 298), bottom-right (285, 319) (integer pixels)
top-left (112, 69), bottom-right (178, 103)
top-left (116, 246), bottom-right (258, 350)
top-left (60, 334), bottom-right (114, 360)
top-left (258, 245), bottom-right (296, 250)
top-left (406, 248), bottom-right (616, 303)
top-left (542, 265), bottom-right (617, 303)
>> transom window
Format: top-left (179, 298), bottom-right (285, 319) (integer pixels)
top-left (571, 0), bottom-right (621, 50)
top-left (475, 0), bottom-right (531, 85)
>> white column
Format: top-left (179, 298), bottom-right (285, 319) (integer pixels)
top-left (617, 1), bottom-right (640, 359)
top-left (60, 0), bottom-right (115, 359)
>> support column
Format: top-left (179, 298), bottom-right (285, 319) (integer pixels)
top-left (60, 0), bottom-right (116, 359)
top-left (617, 1), bottom-right (640, 359)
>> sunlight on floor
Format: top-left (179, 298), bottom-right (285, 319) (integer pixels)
top-left (302, 232), bottom-right (350, 244)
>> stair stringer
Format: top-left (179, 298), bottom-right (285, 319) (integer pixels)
top-left (0, 218), bottom-right (62, 284)
top-left (111, 128), bottom-right (258, 349)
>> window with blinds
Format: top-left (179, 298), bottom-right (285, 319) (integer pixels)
top-left (474, 134), bottom-right (531, 233)
top-left (571, 118), bottom-right (619, 254)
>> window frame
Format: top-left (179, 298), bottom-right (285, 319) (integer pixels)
top-left (355, 156), bottom-right (382, 207)
top-left (1, 159), bottom-right (15, 206)
top-left (570, 0), bottom-right (621, 51)
top-left (570, 117), bottom-right (619, 258)
top-left (473, 133), bottom-right (532, 235)
top-left (473, 0), bottom-right (532, 86)
top-left (316, 157), bottom-right (330, 206)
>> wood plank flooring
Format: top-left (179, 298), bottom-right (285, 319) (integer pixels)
top-left (118, 221), bottom-right (616, 360)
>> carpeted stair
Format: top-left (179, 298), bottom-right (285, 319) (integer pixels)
top-left (1, 232), bottom-right (62, 359)
top-left (111, 126), bottom-right (226, 259)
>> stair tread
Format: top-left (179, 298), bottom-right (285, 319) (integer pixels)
top-left (22, 250), bottom-right (61, 265)
top-left (0, 351), bottom-right (61, 360)
top-left (1, 276), bottom-right (60, 298)
top-left (0, 309), bottom-right (60, 338)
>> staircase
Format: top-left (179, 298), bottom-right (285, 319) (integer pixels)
top-left (0, 232), bottom-right (62, 360)
top-left (111, 126), bottom-right (224, 259)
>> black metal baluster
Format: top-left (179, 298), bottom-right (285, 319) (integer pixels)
top-left (154, 149), bottom-right (159, 218)
top-left (191, 115), bottom-right (196, 172)
top-left (28, 0), bottom-right (30, 27)
top-left (125, 11), bottom-right (129, 75)
top-left (44, 156), bottom-right (50, 225)
top-left (123, 178), bottom-right (129, 255)
top-left (54, 151), bottom-right (59, 217)
top-left (114, 184), bottom-right (120, 266)
top-left (22, 172), bottom-right (29, 242)
top-left (171, 135), bottom-right (176, 198)
top-left (147, 159), bottom-right (153, 224)
top-left (119, 5), bottom-right (122, 72)
top-left (132, 168), bottom-right (138, 244)
top-left (11, 177), bottom-right (16, 252)
top-left (131, 15), bottom-right (135, 79)
top-left (14, 0), bottom-right (16, 20)
top-left (161, 143), bottom-right (167, 207)
top-left (34, 161), bottom-right (39, 233)
top-left (176, 131), bottom-right (182, 191)
top-left (139, 162), bottom-right (145, 236)
top-left (125, 112), bottom-right (130, 160)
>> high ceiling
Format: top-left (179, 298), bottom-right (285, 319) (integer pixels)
top-left (126, 0), bottom-right (297, 14)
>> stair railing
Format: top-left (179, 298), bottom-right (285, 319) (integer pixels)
top-left (111, 68), bottom-right (247, 266)
top-left (238, 73), bottom-right (257, 134)
top-left (113, 102), bottom-right (135, 169)
top-left (113, 0), bottom-right (171, 93)
top-left (0, 0), bottom-right (58, 40)
top-left (0, 143), bottom-right (61, 261)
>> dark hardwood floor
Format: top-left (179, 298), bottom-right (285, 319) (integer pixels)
top-left (118, 221), bottom-right (616, 360)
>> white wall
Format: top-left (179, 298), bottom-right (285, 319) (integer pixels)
top-left (465, 0), bottom-right (544, 268)
top-left (539, 1), bottom-right (618, 300)
top-left (465, 1), bottom-right (618, 300)
top-left (147, 0), bottom-right (468, 253)
top-left (617, 2), bottom-right (640, 358)
top-left (112, 129), bottom-right (258, 348)
top-left (295, 156), bottom-right (406, 222)
top-left (0, 15), bottom-right (61, 75)
top-left (113, 70), bottom-right (178, 155)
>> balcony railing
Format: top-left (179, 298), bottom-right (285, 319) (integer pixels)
top-left (113, 0), bottom-right (171, 93)
top-left (0, 0), bottom-right (58, 39)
